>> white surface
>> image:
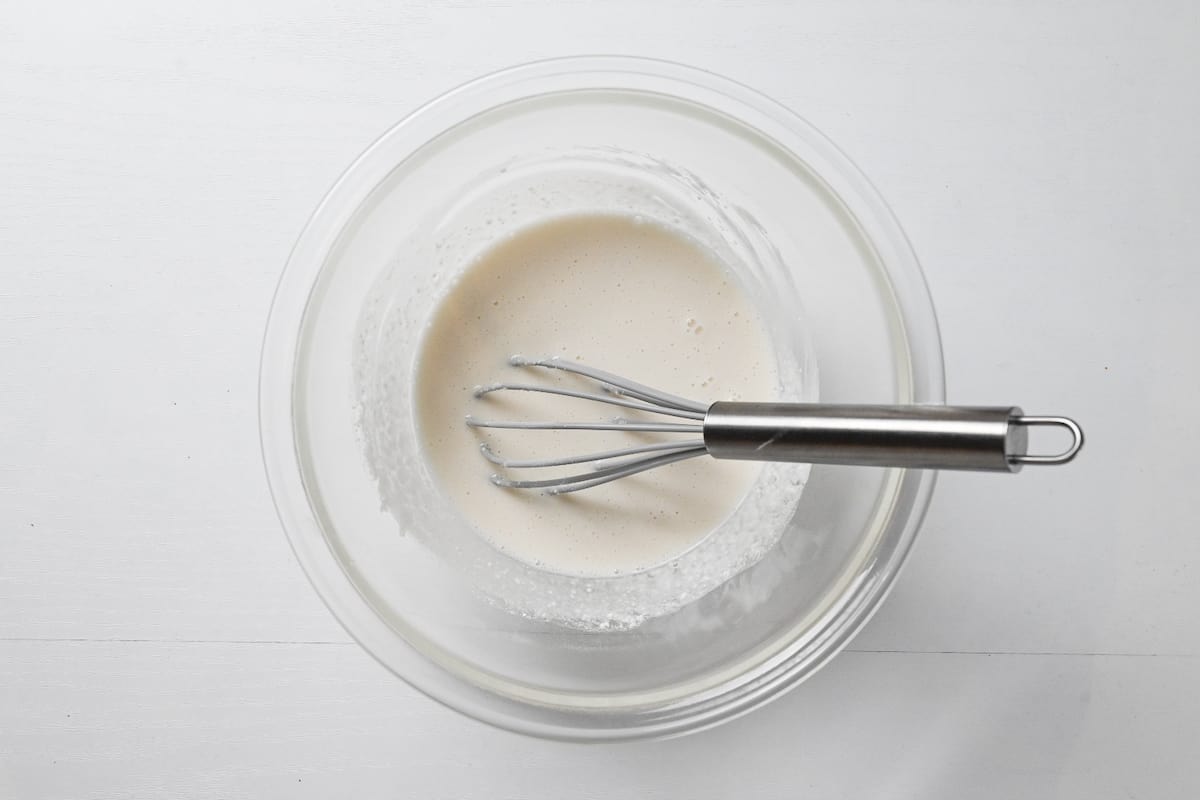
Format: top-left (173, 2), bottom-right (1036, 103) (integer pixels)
top-left (2, 1), bottom-right (1196, 797)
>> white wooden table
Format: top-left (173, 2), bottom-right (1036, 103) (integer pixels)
top-left (3, 3), bottom-right (1197, 797)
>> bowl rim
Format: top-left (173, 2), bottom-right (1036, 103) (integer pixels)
top-left (259, 54), bottom-right (945, 741)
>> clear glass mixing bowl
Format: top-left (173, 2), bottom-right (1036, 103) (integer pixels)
top-left (260, 56), bottom-right (945, 741)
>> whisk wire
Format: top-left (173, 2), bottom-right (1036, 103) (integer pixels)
top-left (480, 439), bottom-right (707, 469)
top-left (465, 417), bottom-right (702, 433)
top-left (469, 357), bottom-right (711, 493)
top-left (507, 356), bottom-right (709, 414)
top-left (473, 382), bottom-right (705, 421)
top-left (490, 446), bottom-right (709, 494)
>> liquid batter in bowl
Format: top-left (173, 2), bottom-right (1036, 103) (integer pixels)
top-left (415, 214), bottom-right (776, 576)
top-left (353, 151), bottom-right (813, 630)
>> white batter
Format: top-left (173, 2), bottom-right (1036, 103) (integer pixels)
top-left (414, 214), bottom-right (777, 576)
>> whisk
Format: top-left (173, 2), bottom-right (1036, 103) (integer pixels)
top-left (466, 356), bottom-right (1084, 494)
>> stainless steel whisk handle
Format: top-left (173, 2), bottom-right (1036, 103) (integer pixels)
top-left (702, 403), bottom-right (1084, 472)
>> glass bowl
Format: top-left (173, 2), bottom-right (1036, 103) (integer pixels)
top-left (260, 56), bottom-right (944, 741)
